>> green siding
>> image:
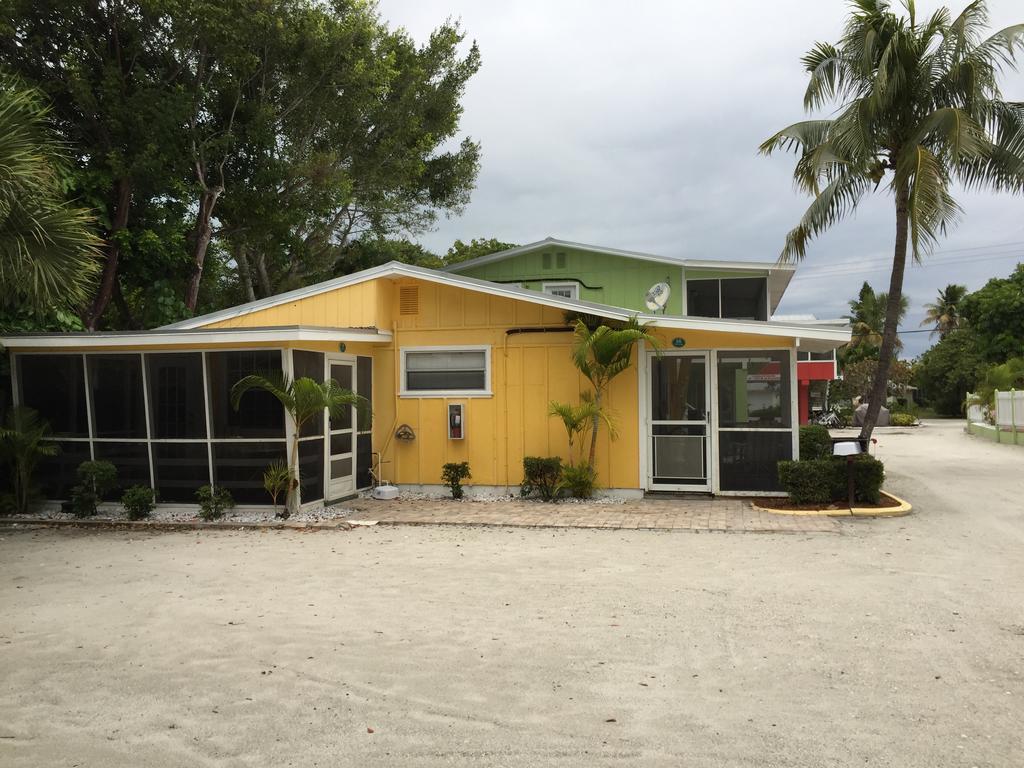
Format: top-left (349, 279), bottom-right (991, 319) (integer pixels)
top-left (455, 247), bottom-right (684, 314)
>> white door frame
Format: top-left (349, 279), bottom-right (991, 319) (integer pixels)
top-left (642, 348), bottom-right (713, 492)
top-left (325, 353), bottom-right (357, 501)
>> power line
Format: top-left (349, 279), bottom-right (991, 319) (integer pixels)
top-left (789, 240), bottom-right (1024, 278)
top-left (791, 249), bottom-right (1023, 282)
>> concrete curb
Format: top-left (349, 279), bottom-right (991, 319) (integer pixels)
top-left (0, 517), bottom-right (360, 532)
top-left (752, 492), bottom-right (913, 518)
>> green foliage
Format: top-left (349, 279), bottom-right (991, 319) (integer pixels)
top-left (778, 455), bottom-right (885, 506)
top-left (196, 485), bottom-right (235, 521)
top-left (558, 464), bottom-right (596, 500)
top-left (913, 328), bottom-right (987, 415)
top-left (0, 407), bottom-right (58, 514)
top-left (121, 485), bottom-right (156, 521)
top-left (799, 425), bottom-right (833, 461)
top-left (548, 393), bottom-right (615, 466)
top-left (832, 358), bottom-right (913, 404)
top-left (441, 462), bottom-right (471, 500)
top-left (921, 283), bottom-right (968, 339)
top-left (889, 412), bottom-right (917, 427)
top-left (970, 357), bottom-right (1024, 410)
top-left (520, 457), bottom-right (562, 502)
top-left (263, 461), bottom-right (295, 518)
top-left (844, 281), bottom-right (909, 359)
top-left (959, 264), bottom-right (1024, 363)
top-left (443, 238), bottom-right (517, 266)
top-left (70, 460), bottom-right (118, 518)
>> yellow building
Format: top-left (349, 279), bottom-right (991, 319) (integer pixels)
top-left (1, 258), bottom-right (849, 507)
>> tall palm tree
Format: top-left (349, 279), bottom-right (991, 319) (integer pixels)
top-left (0, 76), bottom-right (100, 313)
top-left (232, 375), bottom-right (367, 517)
top-left (921, 283), bottom-right (968, 338)
top-left (846, 280), bottom-right (908, 352)
top-left (571, 317), bottom-right (657, 470)
top-left (760, 0), bottom-right (1024, 439)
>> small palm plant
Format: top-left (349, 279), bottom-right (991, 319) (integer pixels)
top-left (232, 375), bottom-right (367, 516)
top-left (548, 392), bottom-right (616, 466)
top-left (263, 460), bottom-right (294, 518)
top-left (571, 316), bottom-right (657, 469)
top-left (0, 407), bottom-right (58, 514)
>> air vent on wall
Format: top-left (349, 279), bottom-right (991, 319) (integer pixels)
top-left (555, 251), bottom-right (566, 268)
top-left (399, 285), bottom-right (419, 315)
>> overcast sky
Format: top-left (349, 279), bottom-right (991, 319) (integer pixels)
top-left (377, 0), bottom-right (1024, 357)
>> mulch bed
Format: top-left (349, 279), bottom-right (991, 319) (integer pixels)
top-left (751, 491), bottom-right (903, 511)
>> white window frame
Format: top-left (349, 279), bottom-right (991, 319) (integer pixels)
top-left (399, 344), bottom-right (492, 398)
top-left (541, 281), bottom-right (579, 300)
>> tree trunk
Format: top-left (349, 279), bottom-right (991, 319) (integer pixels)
top-left (82, 177), bottom-right (132, 331)
top-left (234, 241), bottom-right (257, 303)
top-left (287, 431), bottom-right (301, 518)
top-left (183, 186), bottom-right (223, 311)
top-left (587, 389), bottom-right (603, 469)
top-left (859, 183), bottom-right (910, 440)
top-left (255, 251), bottom-right (272, 297)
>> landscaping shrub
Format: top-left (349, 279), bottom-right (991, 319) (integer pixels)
top-left (845, 454), bottom-right (885, 504)
top-left (889, 412), bottom-right (917, 427)
top-left (520, 457), bottom-right (562, 502)
top-left (121, 485), bottom-right (156, 520)
top-left (798, 424), bottom-right (833, 461)
top-left (70, 460), bottom-right (118, 518)
top-left (777, 460), bottom-right (834, 505)
top-left (441, 462), bottom-right (471, 500)
top-left (559, 464), bottom-right (596, 499)
top-left (196, 484), bottom-right (235, 520)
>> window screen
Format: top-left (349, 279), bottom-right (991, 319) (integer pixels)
top-left (357, 355), bottom-right (373, 432)
top-left (685, 280), bottom-right (720, 318)
top-left (293, 350), bottom-right (325, 437)
top-left (36, 440), bottom-right (91, 499)
top-left (94, 442), bottom-right (151, 495)
top-left (720, 278), bottom-right (767, 321)
top-left (404, 349), bottom-right (487, 392)
top-left (213, 442), bottom-right (288, 504)
top-left (17, 355), bottom-right (88, 437)
top-left (299, 438), bottom-right (325, 502)
top-left (718, 431), bottom-right (792, 492)
top-left (147, 353), bottom-right (206, 439)
top-left (717, 352), bottom-right (792, 429)
top-left (207, 351), bottom-right (285, 438)
top-left (88, 354), bottom-right (147, 439)
top-left (153, 443), bottom-right (210, 503)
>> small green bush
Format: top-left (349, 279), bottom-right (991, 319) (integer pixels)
top-left (521, 457), bottom-right (562, 502)
top-left (798, 424), bottom-right (833, 461)
top-left (196, 484), bottom-right (235, 520)
top-left (889, 412), bottom-right (917, 427)
top-left (843, 454), bottom-right (885, 504)
top-left (121, 485), bottom-right (156, 520)
top-left (777, 460), bottom-right (834, 505)
top-left (559, 464), bottom-right (596, 499)
top-left (70, 460), bottom-right (118, 518)
top-left (441, 462), bottom-right (471, 500)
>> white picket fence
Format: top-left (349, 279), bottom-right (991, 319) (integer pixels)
top-left (969, 389), bottom-right (1024, 429)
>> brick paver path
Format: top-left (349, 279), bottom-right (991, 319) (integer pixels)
top-left (345, 496), bottom-right (840, 534)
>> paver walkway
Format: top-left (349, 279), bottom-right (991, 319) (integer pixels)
top-left (345, 495), bottom-right (840, 533)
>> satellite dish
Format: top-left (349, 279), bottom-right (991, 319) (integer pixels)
top-left (644, 281), bottom-right (671, 312)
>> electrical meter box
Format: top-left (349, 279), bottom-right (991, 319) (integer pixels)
top-left (448, 403), bottom-right (464, 440)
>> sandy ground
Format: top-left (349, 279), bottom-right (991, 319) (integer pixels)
top-left (1, 420), bottom-right (1022, 767)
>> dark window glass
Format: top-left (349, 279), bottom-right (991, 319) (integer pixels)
top-left (718, 431), bottom-right (792, 492)
top-left (294, 351), bottom-right (325, 437)
top-left (329, 363), bottom-right (353, 430)
top-left (147, 353), bottom-right (206, 439)
top-left (356, 433), bottom-right (372, 489)
top-left (686, 279), bottom-right (720, 318)
top-left (720, 278), bottom-right (767, 321)
top-left (94, 442), bottom-right (151, 496)
top-left (18, 355), bottom-right (88, 437)
top-left (153, 443), bottom-right (210, 503)
top-left (717, 351), bottom-right (792, 428)
top-left (404, 350), bottom-right (486, 392)
top-left (650, 356), bottom-right (706, 421)
top-left (357, 356), bottom-right (372, 432)
top-left (207, 351), bottom-right (285, 438)
top-left (37, 440), bottom-right (91, 500)
top-left (212, 442), bottom-right (287, 504)
top-left (88, 354), bottom-right (146, 438)
top-left (299, 438), bottom-right (324, 502)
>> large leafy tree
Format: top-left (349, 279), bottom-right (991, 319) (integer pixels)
top-left (921, 282), bottom-right (968, 338)
top-left (844, 280), bottom-right (908, 362)
top-left (0, 76), bottom-right (101, 315)
top-left (760, 0), bottom-right (1024, 439)
top-left (913, 327), bottom-right (987, 414)
top-left (444, 238), bottom-right (517, 266)
top-left (958, 263), bottom-right (1024, 361)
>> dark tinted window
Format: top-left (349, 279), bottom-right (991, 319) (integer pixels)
top-left (36, 440), bottom-right (91, 499)
top-left (153, 443), bottom-right (210, 503)
top-left (356, 433), bottom-right (372, 489)
top-left (147, 353), bottom-right (207, 439)
top-left (357, 355), bottom-right (372, 432)
top-left (18, 355), bottom-right (88, 437)
top-left (718, 431), bottom-right (792, 491)
top-left (299, 438), bottom-right (324, 502)
top-left (94, 442), bottom-right (151, 496)
top-left (650, 356), bottom-right (706, 421)
top-left (717, 351), bottom-right (792, 429)
top-left (685, 280), bottom-right (720, 318)
top-left (212, 441), bottom-right (287, 504)
top-left (293, 351), bottom-right (325, 437)
top-left (207, 351), bottom-right (285, 438)
top-left (720, 278), bottom-right (767, 321)
top-left (88, 354), bottom-right (147, 438)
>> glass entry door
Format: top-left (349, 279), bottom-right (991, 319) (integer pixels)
top-left (647, 352), bottom-right (711, 491)
top-left (326, 357), bottom-right (356, 500)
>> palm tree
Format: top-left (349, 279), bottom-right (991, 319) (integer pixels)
top-left (846, 280), bottom-right (908, 352)
top-left (0, 76), bottom-right (101, 313)
top-left (921, 283), bottom-right (968, 338)
top-left (232, 375), bottom-right (367, 517)
top-left (0, 407), bottom-right (58, 514)
top-left (548, 392), bottom-right (616, 466)
top-left (760, 0), bottom-right (1024, 439)
top-left (571, 317), bottom-right (657, 470)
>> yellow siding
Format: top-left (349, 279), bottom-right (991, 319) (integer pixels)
top-left (204, 279), bottom-right (394, 329)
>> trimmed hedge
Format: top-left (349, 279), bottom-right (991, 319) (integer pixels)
top-left (798, 424), bottom-right (833, 461)
top-left (889, 412), bottom-right (916, 427)
top-left (778, 454), bottom-right (885, 505)
top-left (521, 457), bottom-right (562, 502)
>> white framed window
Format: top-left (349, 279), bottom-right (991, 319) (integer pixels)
top-left (400, 345), bottom-right (491, 397)
top-left (542, 281), bottom-right (579, 300)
